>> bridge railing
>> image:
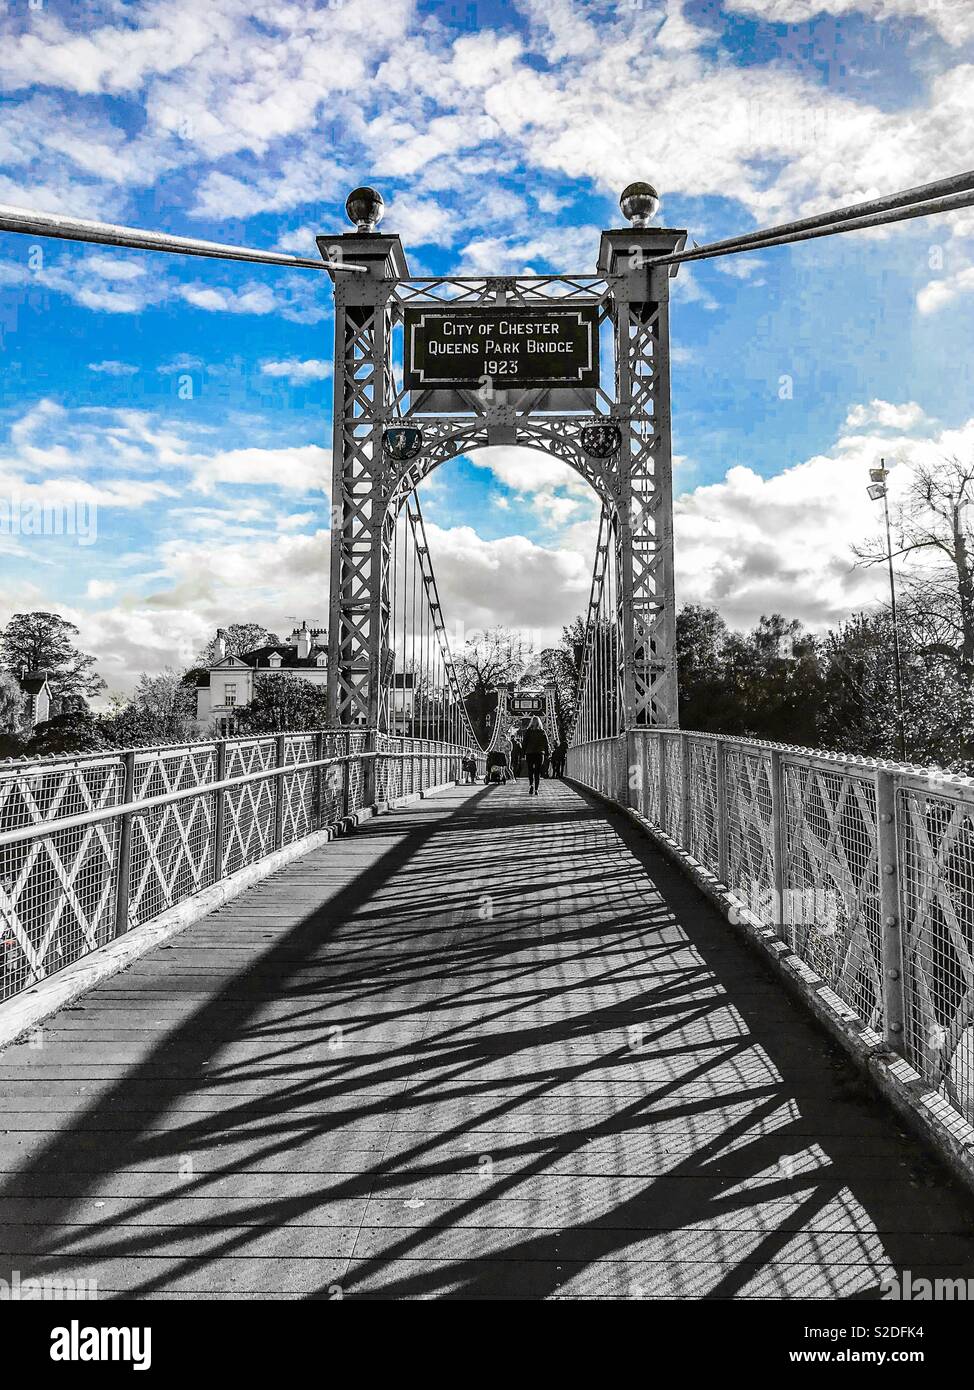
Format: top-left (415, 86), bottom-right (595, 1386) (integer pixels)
top-left (0, 730), bottom-right (468, 1007)
top-left (569, 730), bottom-right (974, 1125)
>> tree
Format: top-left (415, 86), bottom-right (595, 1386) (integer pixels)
top-left (855, 457), bottom-right (974, 763)
top-left (0, 671), bottom-right (25, 735)
top-left (236, 673), bottom-right (328, 733)
top-left (0, 670), bottom-right (27, 758)
top-left (455, 627), bottom-right (536, 743)
top-left (196, 623), bottom-right (281, 665)
top-left (537, 620), bottom-right (585, 741)
top-left (677, 605), bottom-right (739, 732)
top-left (1, 612), bottom-right (103, 702)
top-left (27, 709), bottom-right (106, 757)
top-left (729, 614), bottom-right (823, 746)
top-left (99, 669), bottom-right (197, 748)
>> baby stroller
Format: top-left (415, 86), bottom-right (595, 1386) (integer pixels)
top-left (485, 750), bottom-right (510, 784)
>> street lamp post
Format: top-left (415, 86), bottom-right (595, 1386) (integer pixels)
top-left (867, 459), bottom-right (907, 761)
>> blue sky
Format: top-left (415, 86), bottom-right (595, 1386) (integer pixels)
top-left (1, 0), bottom-right (973, 694)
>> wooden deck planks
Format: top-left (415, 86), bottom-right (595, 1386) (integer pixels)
top-left (1, 777), bottom-right (973, 1300)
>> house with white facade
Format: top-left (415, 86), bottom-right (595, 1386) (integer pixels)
top-left (195, 623), bottom-right (328, 733)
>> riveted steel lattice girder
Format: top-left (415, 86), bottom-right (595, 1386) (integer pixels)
top-left (324, 230), bottom-right (685, 732)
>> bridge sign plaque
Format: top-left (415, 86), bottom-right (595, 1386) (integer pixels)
top-left (511, 694), bottom-right (545, 716)
top-left (403, 304), bottom-right (600, 391)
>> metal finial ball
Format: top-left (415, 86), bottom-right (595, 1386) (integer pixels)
top-left (620, 181), bottom-right (660, 228)
top-left (345, 186), bottom-right (384, 233)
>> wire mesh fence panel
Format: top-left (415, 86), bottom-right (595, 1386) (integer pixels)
top-left (127, 744), bottom-right (220, 926)
top-left (0, 759), bottom-right (127, 999)
top-left (283, 735), bottom-right (315, 766)
top-left (222, 739), bottom-right (277, 876)
top-left (662, 734), bottom-right (684, 841)
top-left (724, 745), bottom-right (775, 910)
top-left (376, 736), bottom-right (402, 802)
top-left (282, 763), bottom-right (315, 846)
top-left (134, 745), bottom-right (216, 802)
top-left (639, 732), bottom-right (662, 825)
top-left (0, 757), bottom-right (124, 835)
top-left (345, 731), bottom-right (368, 813)
top-left (1, 816), bottom-right (122, 1002)
top-left (129, 794), bottom-right (215, 927)
top-left (687, 736), bottom-right (719, 868)
top-left (900, 785), bottom-right (974, 1122)
top-left (783, 761), bottom-right (882, 1030)
top-left (567, 739), bottom-right (623, 802)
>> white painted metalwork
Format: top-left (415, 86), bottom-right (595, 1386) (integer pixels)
top-left (567, 730), bottom-right (974, 1125)
top-left (0, 734), bottom-right (467, 1005)
top-left (325, 219), bottom-right (685, 732)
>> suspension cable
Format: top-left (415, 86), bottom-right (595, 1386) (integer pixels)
top-left (569, 506), bottom-right (614, 747)
top-left (402, 490), bottom-right (491, 753)
top-left (651, 171), bottom-right (974, 269)
top-left (0, 203), bottom-right (366, 273)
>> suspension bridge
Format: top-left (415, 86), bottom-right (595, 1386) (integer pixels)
top-left (2, 175), bottom-right (974, 1300)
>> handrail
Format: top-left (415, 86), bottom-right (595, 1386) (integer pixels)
top-left (571, 727), bottom-right (974, 791)
top-left (0, 747), bottom-right (461, 849)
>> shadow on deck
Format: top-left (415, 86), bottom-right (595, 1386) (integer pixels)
top-left (1, 779), bottom-right (973, 1300)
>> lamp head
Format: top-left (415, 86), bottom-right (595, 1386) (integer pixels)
top-left (620, 181), bottom-right (660, 228)
top-left (345, 186), bottom-right (384, 233)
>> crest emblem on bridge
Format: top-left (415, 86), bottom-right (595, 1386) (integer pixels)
top-left (321, 183), bottom-right (686, 735)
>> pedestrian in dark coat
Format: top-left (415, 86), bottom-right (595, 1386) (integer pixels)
top-left (521, 717), bottom-right (550, 795)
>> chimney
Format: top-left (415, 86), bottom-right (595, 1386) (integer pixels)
top-left (215, 628), bottom-right (227, 661)
top-left (296, 621), bottom-right (311, 661)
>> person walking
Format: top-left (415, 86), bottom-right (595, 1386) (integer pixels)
top-left (551, 738), bottom-right (568, 778)
top-left (522, 716), bottom-right (550, 796)
top-left (495, 729), bottom-right (514, 782)
top-left (510, 730), bottom-right (522, 779)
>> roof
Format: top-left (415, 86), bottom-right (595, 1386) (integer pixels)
top-left (18, 671), bottom-right (50, 695)
top-left (236, 643), bottom-right (328, 670)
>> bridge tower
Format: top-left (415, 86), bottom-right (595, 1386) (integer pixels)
top-left (322, 184), bottom-right (685, 733)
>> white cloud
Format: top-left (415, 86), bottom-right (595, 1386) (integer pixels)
top-left (0, 249), bottom-right (326, 322)
top-left (88, 360), bottom-right (139, 376)
top-left (842, 399), bottom-right (931, 431)
top-left (419, 520), bottom-right (592, 649)
top-left (70, 525), bottom-right (335, 691)
top-left (0, 255), bottom-right (163, 315)
top-left (724, 0), bottom-right (974, 46)
top-left (260, 358), bottom-right (331, 384)
top-left (192, 444), bottom-right (330, 495)
top-left (469, 445), bottom-right (595, 498)
top-left (86, 579), bottom-right (117, 599)
top-left (157, 353), bottom-right (205, 375)
top-left (175, 280), bottom-right (277, 316)
top-left (458, 225), bottom-right (601, 276)
top-left (0, 400), bottom-right (330, 503)
top-left (674, 403), bottom-right (974, 630)
top-left (917, 265), bottom-right (974, 315)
